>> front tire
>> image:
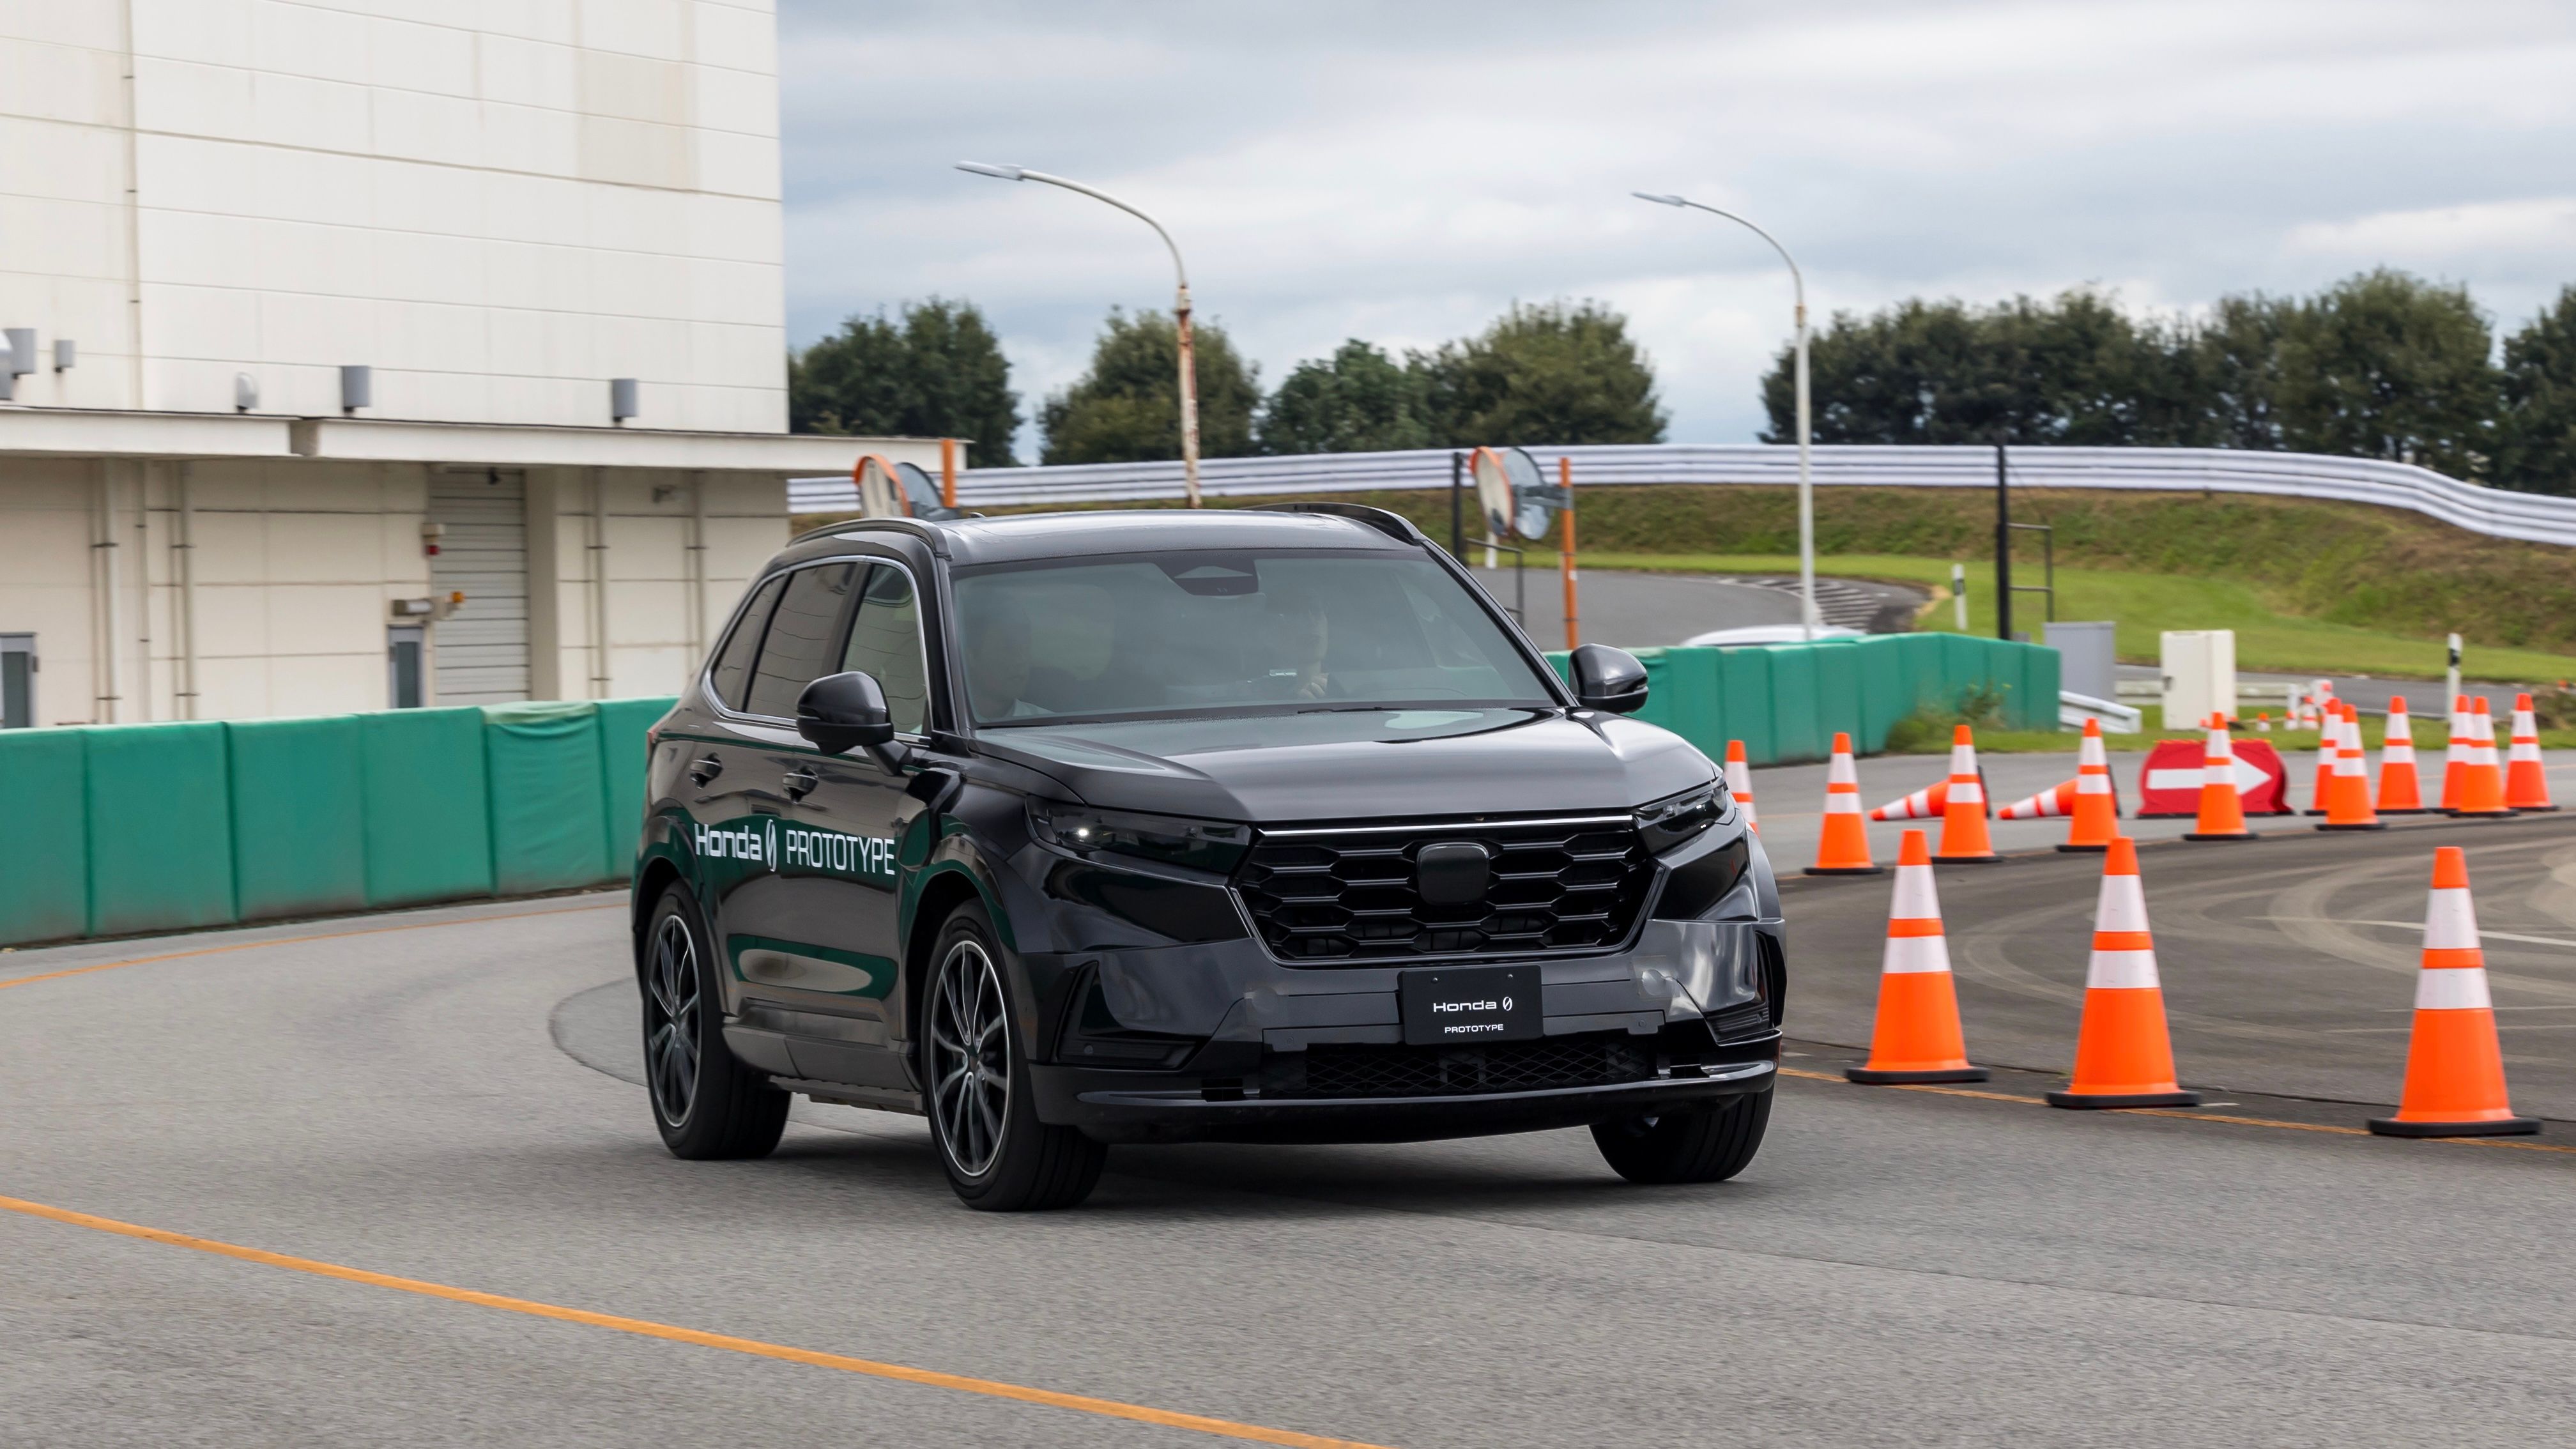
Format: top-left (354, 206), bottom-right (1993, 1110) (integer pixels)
top-left (642, 883), bottom-right (788, 1160)
top-left (1591, 1086), bottom-right (1772, 1184)
top-left (922, 902), bottom-right (1105, 1211)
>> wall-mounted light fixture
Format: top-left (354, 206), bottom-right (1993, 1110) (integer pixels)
top-left (610, 376), bottom-right (638, 424)
top-left (340, 365), bottom-right (372, 415)
top-left (53, 339), bottom-right (74, 371)
top-left (235, 373), bottom-right (259, 411)
top-left (3, 330), bottom-right (33, 378)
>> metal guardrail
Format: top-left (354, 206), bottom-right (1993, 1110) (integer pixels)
top-left (788, 445), bottom-right (2576, 548)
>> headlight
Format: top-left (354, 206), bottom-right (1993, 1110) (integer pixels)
top-left (1027, 799), bottom-right (1252, 874)
top-left (1637, 779), bottom-right (1725, 854)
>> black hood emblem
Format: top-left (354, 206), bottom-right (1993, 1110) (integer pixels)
top-left (1414, 841), bottom-right (1492, 905)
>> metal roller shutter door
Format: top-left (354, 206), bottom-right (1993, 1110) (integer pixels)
top-left (428, 470), bottom-right (531, 705)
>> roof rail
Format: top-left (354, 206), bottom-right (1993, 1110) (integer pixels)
top-left (1243, 501), bottom-right (1424, 545)
top-left (825, 515), bottom-right (950, 556)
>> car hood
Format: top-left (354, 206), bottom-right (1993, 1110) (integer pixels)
top-left (975, 707), bottom-right (1714, 823)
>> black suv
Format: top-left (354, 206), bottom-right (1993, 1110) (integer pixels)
top-left (631, 504), bottom-right (1782, 1210)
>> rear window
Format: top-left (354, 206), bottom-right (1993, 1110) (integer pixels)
top-left (706, 574), bottom-right (785, 709)
top-left (744, 564), bottom-right (858, 717)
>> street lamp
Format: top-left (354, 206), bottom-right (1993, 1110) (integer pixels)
top-left (1633, 192), bottom-right (1818, 639)
top-left (957, 162), bottom-right (1203, 507)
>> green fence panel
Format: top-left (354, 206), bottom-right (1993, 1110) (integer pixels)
top-left (1813, 641), bottom-right (1862, 751)
top-left (1712, 648), bottom-right (1776, 764)
top-left (227, 716), bottom-right (366, 921)
top-left (595, 696), bottom-right (677, 877)
top-left (1851, 636), bottom-right (1908, 751)
top-left (1764, 645), bottom-right (1824, 763)
top-left (484, 702), bottom-right (609, 896)
top-left (86, 721), bottom-right (235, 937)
top-left (1890, 634), bottom-right (1943, 721)
top-left (360, 707), bottom-right (493, 907)
top-left (0, 729), bottom-right (89, 946)
top-left (2016, 643), bottom-right (2062, 730)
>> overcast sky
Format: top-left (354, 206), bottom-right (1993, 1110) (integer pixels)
top-left (778, 1), bottom-right (2576, 460)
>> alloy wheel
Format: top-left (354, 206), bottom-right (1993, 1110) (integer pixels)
top-left (645, 914), bottom-right (702, 1127)
top-left (928, 938), bottom-right (1011, 1177)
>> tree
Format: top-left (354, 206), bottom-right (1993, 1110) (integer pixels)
top-left (790, 298), bottom-right (1021, 466)
top-left (2276, 269), bottom-right (2499, 479)
top-left (1258, 339), bottom-right (1432, 454)
top-left (2184, 293), bottom-right (2295, 450)
top-left (1414, 300), bottom-right (1667, 446)
top-left (1038, 309), bottom-right (1260, 464)
top-left (2497, 286), bottom-right (2576, 496)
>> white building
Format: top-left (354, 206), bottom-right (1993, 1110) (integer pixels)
top-left (0, 1), bottom-right (931, 726)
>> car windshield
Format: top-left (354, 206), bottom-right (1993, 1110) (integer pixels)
top-left (951, 548), bottom-right (1558, 726)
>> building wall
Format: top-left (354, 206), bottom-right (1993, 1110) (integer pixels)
top-left (0, 457), bottom-right (785, 724)
top-left (0, 0), bottom-right (784, 431)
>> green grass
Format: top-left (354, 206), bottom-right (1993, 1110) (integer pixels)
top-left (1567, 551), bottom-right (2576, 686)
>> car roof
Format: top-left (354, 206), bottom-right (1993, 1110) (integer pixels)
top-left (827, 507), bottom-right (1422, 567)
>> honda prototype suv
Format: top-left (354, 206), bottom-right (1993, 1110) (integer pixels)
top-left (631, 503), bottom-right (1782, 1210)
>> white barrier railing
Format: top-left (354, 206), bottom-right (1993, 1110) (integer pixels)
top-left (788, 445), bottom-right (2576, 548)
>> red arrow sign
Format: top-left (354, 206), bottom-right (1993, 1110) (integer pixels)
top-left (2135, 737), bottom-right (2294, 817)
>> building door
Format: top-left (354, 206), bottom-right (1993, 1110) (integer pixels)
top-left (0, 634), bottom-right (31, 728)
top-left (387, 625), bottom-right (425, 708)
top-left (427, 468), bottom-right (529, 705)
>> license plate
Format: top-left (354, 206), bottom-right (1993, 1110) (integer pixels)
top-left (1399, 965), bottom-right (1540, 1046)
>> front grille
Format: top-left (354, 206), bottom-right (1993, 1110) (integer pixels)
top-left (1298, 1035), bottom-right (1655, 1098)
top-left (1236, 817), bottom-right (1654, 963)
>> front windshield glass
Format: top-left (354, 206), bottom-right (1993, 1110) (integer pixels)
top-left (952, 548), bottom-right (1556, 726)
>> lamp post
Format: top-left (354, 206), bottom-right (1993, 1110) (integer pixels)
top-left (957, 163), bottom-right (1202, 507)
top-left (1632, 192), bottom-right (1816, 639)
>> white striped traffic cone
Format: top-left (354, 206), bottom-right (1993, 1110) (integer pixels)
top-left (2368, 847), bottom-right (2538, 1137)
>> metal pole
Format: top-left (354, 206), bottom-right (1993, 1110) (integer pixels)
top-left (939, 436), bottom-right (959, 509)
top-left (1449, 451), bottom-right (1464, 558)
top-left (1559, 456), bottom-right (1580, 650)
top-left (2446, 632), bottom-right (2462, 710)
top-left (954, 164), bottom-right (1200, 505)
top-left (1793, 286), bottom-right (1816, 640)
top-left (1994, 438), bottom-right (2013, 643)
top-left (1951, 562), bottom-right (1967, 632)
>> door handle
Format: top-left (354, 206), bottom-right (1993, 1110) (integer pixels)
top-left (783, 767), bottom-right (820, 801)
top-left (688, 755), bottom-right (724, 786)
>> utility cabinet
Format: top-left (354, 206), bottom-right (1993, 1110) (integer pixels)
top-left (2160, 629), bottom-right (2237, 727)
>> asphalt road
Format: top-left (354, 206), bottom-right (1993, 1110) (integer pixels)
top-left (7, 859), bottom-right (2576, 1447)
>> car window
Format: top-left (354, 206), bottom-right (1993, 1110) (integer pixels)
top-left (707, 574), bottom-right (785, 710)
top-left (744, 563), bottom-right (858, 717)
top-left (951, 549), bottom-right (1553, 725)
top-left (839, 564), bottom-right (931, 736)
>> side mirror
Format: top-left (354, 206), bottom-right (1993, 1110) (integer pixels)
top-left (796, 671), bottom-right (895, 755)
top-left (1568, 643), bottom-right (1648, 714)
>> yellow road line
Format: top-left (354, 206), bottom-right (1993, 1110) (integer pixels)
top-left (1779, 1065), bottom-right (2576, 1154)
top-left (0, 1192), bottom-right (1393, 1449)
top-left (0, 901), bottom-right (626, 993)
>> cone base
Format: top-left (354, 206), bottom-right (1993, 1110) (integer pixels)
top-left (1803, 864), bottom-right (1886, 876)
top-left (2367, 1114), bottom-right (2540, 1138)
top-left (2444, 809), bottom-right (2517, 819)
top-left (2315, 820), bottom-right (2387, 832)
top-left (2182, 831), bottom-right (2258, 841)
top-left (2055, 843), bottom-right (2110, 853)
top-left (1846, 1064), bottom-right (1989, 1084)
top-left (2377, 807), bottom-right (2431, 815)
top-left (1931, 853), bottom-right (2002, 864)
top-left (2301, 808), bottom-right (2329, 817)
top-left (2046, 1089), bottom-right (2202, 1110)
top-left (2513, 804), bottom-right (2562, 813)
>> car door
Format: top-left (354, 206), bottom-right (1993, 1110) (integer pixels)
top-left (766, 559), bottom-right (934, 1089)
top-left (682, 571), bottom-right (790, 985)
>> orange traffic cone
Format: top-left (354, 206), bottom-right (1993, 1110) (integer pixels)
top-left (1997, 779), bottom-right (2077, 820)
top-left (2303, 704), bottom-right (2345, 815)
top-left (2439, 695), bottom-right (2469, 812)
top-left (1870, 779), bottom-right (1949, 822)
top-left (1724, 739), bottom-right (1758, 834)
top-left (2183, 718), bottom-right (2258, 841)
top-left (1806, 732), bottom-right (1883, 875)
top-left (1932, 726), bottom-right (1998, 863)
top-left (2451, 698), bottom-right (2513, 818)
top-left (2376, 694), bottom-right (2427, 814)
top-left (2048, 836), bottom-right (2200, 1109)
top-left (2317, 702), bottom-right (2384, 831)
top-left (2368, 847), bottom-right (2538, 1137)
top-left (2506, 693), bottom-right (2556, 812)
top-left (1846, 830), bottom-right (1987, 1084)
top-left (2059, 717), bottom-right (2120, 853)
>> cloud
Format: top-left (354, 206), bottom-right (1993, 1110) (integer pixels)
top-left (779, 0), bottom-right (2576, 456)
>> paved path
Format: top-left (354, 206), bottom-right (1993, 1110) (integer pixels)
top-left (6, 862), bottom-right (2576, 1445)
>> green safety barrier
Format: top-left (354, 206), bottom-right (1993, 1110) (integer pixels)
top-left (0, 696), bottom-right (678, 949)
top-left (1551, 634), bottom-right (2060, 766)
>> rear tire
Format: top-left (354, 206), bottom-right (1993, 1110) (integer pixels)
top-left (922, 901), bottom-right (1106, 1211)
top-left (642, 883), bottom-right (788, 1161)
top-left (1591, 1086), bottom-right (1772, 1184)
